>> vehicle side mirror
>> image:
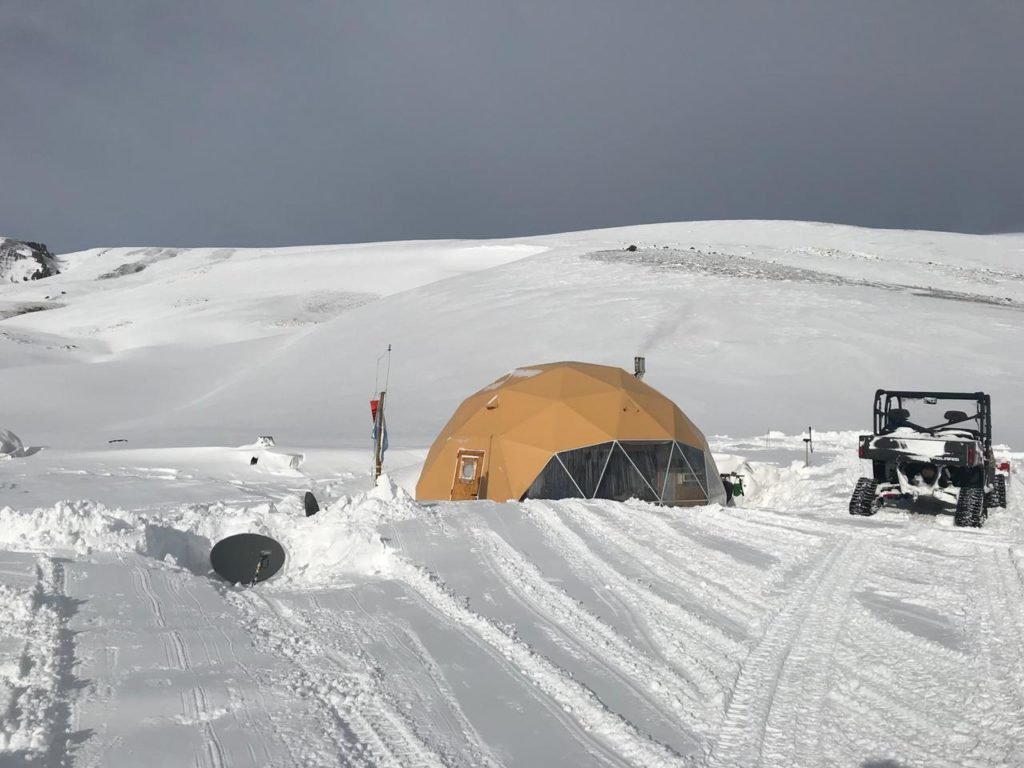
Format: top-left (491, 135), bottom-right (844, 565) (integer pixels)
top-left (944, 410), bottom-right (969, 423)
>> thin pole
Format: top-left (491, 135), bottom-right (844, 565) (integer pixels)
top-left (371, 344), bottom-right (391, 480)
top-left (372, 348), bottom-right (387, 397)
top-left (374, 390), bottom-right (386, 480)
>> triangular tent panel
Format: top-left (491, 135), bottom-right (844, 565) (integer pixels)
top-left (558, 442), bottom-right (614, 499)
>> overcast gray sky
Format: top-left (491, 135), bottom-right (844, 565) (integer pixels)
top-left (1, 2), bottom-right (1022, 253)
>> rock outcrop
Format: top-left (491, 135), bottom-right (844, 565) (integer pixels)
top-left (0, 238), bottom-right (60, 282)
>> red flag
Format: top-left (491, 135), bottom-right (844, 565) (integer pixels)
top-left (370, 399), bottom-right (379, 422)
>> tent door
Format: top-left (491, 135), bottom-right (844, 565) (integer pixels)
top-left (451, 450), bottom-right (485, 500)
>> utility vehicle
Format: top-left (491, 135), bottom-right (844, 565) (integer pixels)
top-left (850, 390), bottom-right (1009, 527)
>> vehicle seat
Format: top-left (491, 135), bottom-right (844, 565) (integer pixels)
top-left (886, 408), bottom-right (911, 431)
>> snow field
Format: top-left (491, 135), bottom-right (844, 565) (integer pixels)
top-left (2, 221), bottom-right (1024, 766)
top-left (0, 436), bottom-right (1022, 766)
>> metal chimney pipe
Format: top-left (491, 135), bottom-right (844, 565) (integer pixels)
top-left (634, 356), bottom-right (646, 379)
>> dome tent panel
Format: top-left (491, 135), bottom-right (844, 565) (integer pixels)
top-left (491, 437), bottom-right (558, 499)
top-left (560, 392), bottom-right (634, 440)
top-left (557, 442), bottom-right (615, 498)
top-left (619, 441), bottom-right (675, 498)
top-left (663, 443), bottom-right (709, 504)
top-left (494, 365), bottom-right (569, 398)
top-left (671, 409), bottom-right (708, 449)
top-left (550, 366), bottom-right (618, 398)
top-left (458, 391), bottom-right (556, 438)
top-left (676, 442), bottom-right (709, 494)
top-left (523, 456), bottom-right (585, 500)
top-left (500, 404), bottom-right (592, 452)
top-left (594, 443), bottom-right (660, 503)
top-left (703, 448), bottom-right (729, 505)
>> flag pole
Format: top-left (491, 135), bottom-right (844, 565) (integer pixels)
top-left (374, 389), bottom-right (386, 480)
top-left (372, 345), bottom-right (391, 480)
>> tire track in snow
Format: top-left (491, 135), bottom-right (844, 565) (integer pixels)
top-left (476, 528), bottom-right (705, 736)
top-left (133, 565), bottom-right (226, 768)
top-left (557, 501), bottom-right (763, 629)
top-left (393, 558), bottom-right (689, 768)
top-left (708, 534), bottom-right (865, 768)
top-left (584, 500), bottom-right (804, 613)
top-left (973, 545), bottom-right (1024, 747)
top-left (654, 502), bottom-right (827, 562)
top-left (230, 590), bottom-right (450, 768)
top-left (827, 607), bottom-right (992, 767)
top-left (755, 536), bottom-right (869, 767)
top-left (796, 523), bottom-right (1022, 766)
top-left (164, 630), bottom-right (190, 670)
top-left (525, 501), bottom-right (742, 706)
top-left (177, 574), bottom-right (281, 767)
top-left (169, 573), bottom-right (254, 766)
top-left (697, 504), bottom-right (839, 541)
top-left (309, 592), bottom-right (504, 768)
top-left (133, 565), bottom-right (166, 627)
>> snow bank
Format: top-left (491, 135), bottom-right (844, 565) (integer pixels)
top-left (712, 430), bottom-right (863, 454)
top-left (274, 475), bottom-right (418, 585)
top-left (0, 475), bottom-right (421, 585)
top-left (0, 558), bottom-right (64, 756)
top-left (159, 474), bottom-right (420, 586)
top-left (0, 501), bottom-right (140, 554)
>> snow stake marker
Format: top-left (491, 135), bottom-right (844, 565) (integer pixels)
top-left (210, 533), bottom-right (286, 585)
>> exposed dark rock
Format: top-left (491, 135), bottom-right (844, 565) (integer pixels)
top-left (0, 238), bottom-right (60, 282)
top-left (98, 262), bottom-right (148, 279)
top-left (97, 247), bottom-right (180, 280)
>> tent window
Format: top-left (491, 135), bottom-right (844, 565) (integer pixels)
top-left (619, 441), bottom-right (673, 499)
top-left (595, 443), bottom-right (659, 503)
top-left (523, 439), bottom-right (714, 506)
top-left (676, 442), bottom-right (708, 495)
top-left (523, 456), bottom-right (584, 500)
top-left (558, 443), bottom-right (613, 498)
top-left (663, 443), bottom-right (707, 503)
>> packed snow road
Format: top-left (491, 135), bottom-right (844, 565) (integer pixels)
top-left (1, 437), bottom-right (1022, 767)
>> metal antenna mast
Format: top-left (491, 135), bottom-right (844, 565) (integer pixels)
top-left (372, 345), bottom-right (392, 480)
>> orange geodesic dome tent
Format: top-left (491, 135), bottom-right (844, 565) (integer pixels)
top-left (416, 361), bottom-right (727, 506)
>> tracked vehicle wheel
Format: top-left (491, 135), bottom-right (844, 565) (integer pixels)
top-left (850, 477), bottom-right (880, 516)
top-left (955, 488), bottom-right (986, 528)
top-left (993, 475), bottom-right (1007, 508)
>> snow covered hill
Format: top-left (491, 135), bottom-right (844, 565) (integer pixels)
top-left (2, 221), bottom-right (1023, 449)
top-left (1, 220), bottom-right (1023, 767)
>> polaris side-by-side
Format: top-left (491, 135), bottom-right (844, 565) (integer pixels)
top-left (850, 390), bottom-right (1010, 527)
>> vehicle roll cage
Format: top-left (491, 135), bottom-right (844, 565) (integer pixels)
top-left (873, 389), bottom-right (992, 449)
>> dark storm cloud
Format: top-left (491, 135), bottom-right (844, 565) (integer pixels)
top-left (1, 1), bottom-right (1022, 252)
